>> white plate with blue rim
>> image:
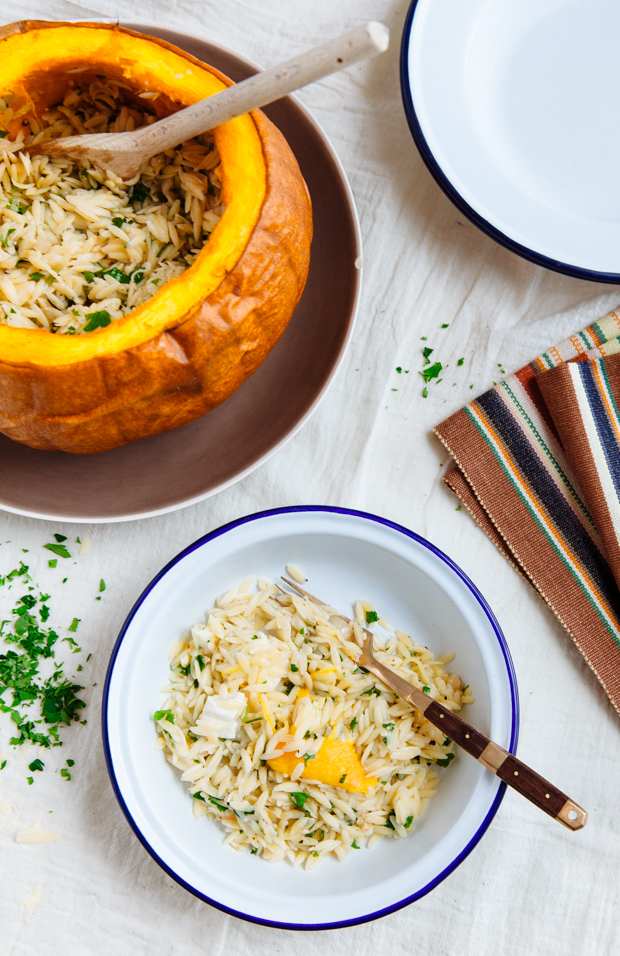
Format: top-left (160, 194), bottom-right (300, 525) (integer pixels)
top-left (401, 0), bottom-right (620, 281)
top-left (103, 506), bottom-right (518, 929)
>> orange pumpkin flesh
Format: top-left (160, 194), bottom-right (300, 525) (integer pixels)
top-left (0, 21), bottom-right (312, 453)
top-left (267, 689), bottom-right (377, 794)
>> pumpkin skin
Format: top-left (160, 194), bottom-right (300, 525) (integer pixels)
top-left (0, 21), bottom-right (312, 453)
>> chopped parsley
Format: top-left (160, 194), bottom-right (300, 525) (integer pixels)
top-left (29, 272), bottom-right (44, 281)
top-left (349, 717), bottom-right (358, 731)
top-left (364, 610), bottom-right (379, 624)
top-left (102, 266), bottom-right (130, 284)
top-left (423, 346), bottom-right (434, 364)
top-left (351, 839), bottom-right (360, 848)
top-left (423, 685), bottom-right (430, 694)
top-left (420, 361), bottom-right (442, 383)
top-left (60, 768), bottom-right (71, 780)
top-left (436, 752), bottom-right (456, 768)
top-left (290, 663), bottom-right (299, 672)
top-left (53, 534), bottom-right (67, 543)
top-left (290, 791), bottom-right (310, 811)
top-left (99, 579), bottom-right (106, 593)
top-left (0, 567), bottom-right (86, 769)
top-left (43, 543), bottom-right (71, 559)
top-left (208, 795), bottom-right (228, 812)
top-left (153, 709), bottom-right (175, 724)
top-left (361, 686), bottom-right (381, 697)
top-left (83, 310), bottom-right (111, 332)
top-left (68, 618), bottom-right (80, 632)
top-left (339, 774), bottom-right (348, 784)
top-left (131, 182), bottom-right (150, 204)
top-left (457, 357), bottom-right (464, 366)
top-left (6, 198), bottom-right (26, 214)
top-left (111, 217), bottom-right (132, 228)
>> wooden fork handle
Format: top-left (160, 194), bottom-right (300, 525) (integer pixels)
top-left (424, 699), bottom-right (587, 830)
top-left (365, 659), bottom-right (586, 830)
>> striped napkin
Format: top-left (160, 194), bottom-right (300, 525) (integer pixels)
top-left (435, 309), bottom-right (620, 716)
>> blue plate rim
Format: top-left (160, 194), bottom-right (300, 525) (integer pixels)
top-left (102, 505), bottom-right (519, 931)
top-left (399, 0), bottom-right (620, 284)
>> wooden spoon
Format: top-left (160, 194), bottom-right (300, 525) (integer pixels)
top-left (278, 577), bottom-right (588, 831)
top-left (27, 22), bottom-right (389, 181)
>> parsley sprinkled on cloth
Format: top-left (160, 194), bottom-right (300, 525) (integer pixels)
top-left (0, 561), bottom-right (86, 773)
top-left (420, 361), bottom-right (442, 383)
top-left (43, 543), bottom-right (71, 559)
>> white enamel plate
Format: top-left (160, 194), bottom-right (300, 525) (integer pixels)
top-left (401, 0), bottom-right (620, 280)
top-left (103, 507), bottom-right (518, 929)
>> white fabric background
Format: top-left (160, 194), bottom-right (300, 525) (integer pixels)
top-left (1, 2), bottom-right (619, 953)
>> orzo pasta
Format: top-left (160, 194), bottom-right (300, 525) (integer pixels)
top-left (154, 576), bottom-right (474, 869)
top-left (0, 77), bottom-right (223, 334)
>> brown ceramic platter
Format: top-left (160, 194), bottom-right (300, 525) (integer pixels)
top-left (0, 23), bottom-right (361, 523)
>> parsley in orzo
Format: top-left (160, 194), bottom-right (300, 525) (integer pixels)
top-left (153, 709), bottom-right (175, 723)
top-left (290, 792), bottom-right (310, 811)
top-left (83, 310), bottom-right (111, 332)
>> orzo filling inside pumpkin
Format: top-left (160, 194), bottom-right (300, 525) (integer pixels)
top-left (0, 77), bottom-right (223, 335)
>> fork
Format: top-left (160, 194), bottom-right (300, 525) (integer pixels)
top-left (278, 577), bottom-right (587, 831)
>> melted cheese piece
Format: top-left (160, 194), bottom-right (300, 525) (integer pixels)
top-left (267, 689), bottom-right (377, 794)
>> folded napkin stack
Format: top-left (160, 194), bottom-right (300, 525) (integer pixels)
top-left (436, 309), bottom-right (620, 715)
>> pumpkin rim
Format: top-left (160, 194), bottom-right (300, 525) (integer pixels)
top-left (0, 21), bottom-right (267, 367)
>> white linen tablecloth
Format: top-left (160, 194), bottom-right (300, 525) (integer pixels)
top-left (2, 2), bottom-right (619, 954)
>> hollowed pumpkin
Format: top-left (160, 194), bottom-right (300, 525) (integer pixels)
top-left (0, 20), bottom-right (312, 453)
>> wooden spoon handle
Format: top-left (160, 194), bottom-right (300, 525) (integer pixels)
top-left (135, 22), bottom-right (389, 155)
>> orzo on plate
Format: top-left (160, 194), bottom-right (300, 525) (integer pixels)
top-left (154, 576), bottom-right (474, 869)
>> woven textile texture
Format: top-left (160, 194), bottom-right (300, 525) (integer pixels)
top-left (436, 309), bottom-right (620, 715)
